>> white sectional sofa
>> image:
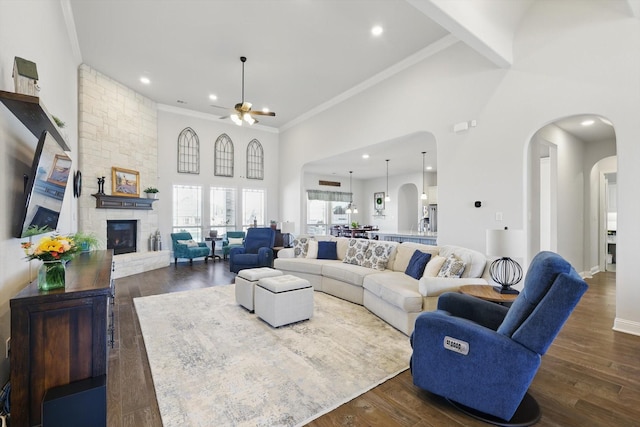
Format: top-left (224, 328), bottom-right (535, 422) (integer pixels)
top-left (273, 236), bottom-right (492, 335)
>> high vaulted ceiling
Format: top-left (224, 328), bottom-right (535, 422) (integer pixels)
top-left (66, 0), bottom-right (622, 178)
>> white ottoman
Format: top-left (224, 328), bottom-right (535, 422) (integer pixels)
top-left (235, 267), bottom-right (283, 312)
top-left (255, 275), bottom-right (314, 327)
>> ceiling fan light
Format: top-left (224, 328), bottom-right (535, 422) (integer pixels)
top-left (243, 113), bottom-right (256, 125)
top-left (230, 114), bottom-right (242, 126)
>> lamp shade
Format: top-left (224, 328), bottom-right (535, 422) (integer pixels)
top-left (486, 229), bottom-right (524, 258)
top-left (281, 221), bottom-right (295, 234)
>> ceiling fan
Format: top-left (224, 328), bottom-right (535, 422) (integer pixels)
top-left (216, 56), bottom-right (276, 126)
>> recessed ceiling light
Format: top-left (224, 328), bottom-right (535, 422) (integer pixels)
top-left (581, 119), bottom-right (595, 126)
top-left (362, 154), bottom-right (370, 159)
top-left (426, 166), bottom-right (433, 170)
top-left (140, 76), bottom-right (150, 85)
top-left (371, 25), bottom-right (383, 36)
top-left (209, 94), bottom-right (217, 101)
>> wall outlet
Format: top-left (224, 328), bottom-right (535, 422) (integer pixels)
top-left (5, 337), bottom-right (10, 359)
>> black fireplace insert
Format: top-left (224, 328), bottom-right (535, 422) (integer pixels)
top-left (106, 220), bottom-right (137, 255)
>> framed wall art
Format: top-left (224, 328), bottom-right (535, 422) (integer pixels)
top-left (374, 192), bottom-right (385, 210)
top-left (112, 166), bottom-right (140, 197)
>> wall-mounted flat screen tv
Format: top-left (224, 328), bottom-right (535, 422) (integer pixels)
top-left (16, 130), bottom-right (72, 237)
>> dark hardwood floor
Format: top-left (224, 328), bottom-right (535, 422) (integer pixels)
top-left (107, 262), bottom-right (640, 426)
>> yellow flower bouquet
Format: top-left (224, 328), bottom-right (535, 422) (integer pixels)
top-left (22, 234), bottom-right (81, 290)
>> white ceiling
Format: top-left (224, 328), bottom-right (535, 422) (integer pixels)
top-left (66, 0), bottom-right (617, 179)
top-left (69, 0), bottom-right (449, 129)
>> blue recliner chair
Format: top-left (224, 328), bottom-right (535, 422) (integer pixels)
top-left (170, 232), bottom-right (210, 265)
top-left (229, 227), bottom-right (275, 273)
top-left (410, 251), bottom-right (588, 425)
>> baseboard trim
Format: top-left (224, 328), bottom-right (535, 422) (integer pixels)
top-left (613, 318), bottom-right (640, 337)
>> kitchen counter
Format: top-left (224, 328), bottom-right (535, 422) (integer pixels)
top-left (368, 231), bottom-right (437, 246)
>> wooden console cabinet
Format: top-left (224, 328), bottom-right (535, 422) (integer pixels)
top-left (10, 250), bottom-right (113, 427)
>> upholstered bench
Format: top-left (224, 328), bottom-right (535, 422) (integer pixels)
top-left (254, 275), bottom-right (314, 327)
top-left (235, 267), bottom-right (283, 312)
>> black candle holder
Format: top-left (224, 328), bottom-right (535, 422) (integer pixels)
top-left (97, 176), bottom-right (105, 194)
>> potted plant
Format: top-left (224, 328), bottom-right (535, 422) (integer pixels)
top-left (73, 231), bottom-right (100, 252)
top-left (144, 187), bottom-right (159, 199)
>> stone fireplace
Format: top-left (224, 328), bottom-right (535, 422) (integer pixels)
top-left (77, 64), bottom-right (169, 278)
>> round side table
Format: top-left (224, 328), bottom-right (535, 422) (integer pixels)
top-left (459, 285), bottom-right (518, 304)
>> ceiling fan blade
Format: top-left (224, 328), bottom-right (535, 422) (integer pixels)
top-left (210, 104), bottom-right (231, 110)
top-left (218, 115), bottom-right (229, 120)
top-left (250, 111), bottom-right (276, 117)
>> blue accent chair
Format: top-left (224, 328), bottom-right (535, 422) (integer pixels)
top-left (410, 251), bottom-right (588, 423)
top-left (229, 227), bottom-right (275, 273)
top-left (222, 231), bottom-right (246, 260)
top-left (170, 232), bottom-right (210, 265)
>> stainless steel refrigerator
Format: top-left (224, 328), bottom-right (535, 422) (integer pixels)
top-left (427, 204), bottom-right (438, 233)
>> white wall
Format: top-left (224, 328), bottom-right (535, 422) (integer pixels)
top-left (279, 1), bottom-right (640, 334)
top-left (0, 1), bottom-right (80, 383)
top-left (157, 107), bottom-right (280, 240)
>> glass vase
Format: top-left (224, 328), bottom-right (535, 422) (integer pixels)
top-left (38, 260), bottom-right (66, 291)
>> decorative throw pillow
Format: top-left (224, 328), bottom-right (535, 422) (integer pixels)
top-left (423, 255), bottom-right (447, 277)
top-left (292, 237), bottom-right (311, 258)
top-left (405, 250), bottom-right (432, 279)
top-left (438, 255), bottom-right (466, 278)
top-left (342, 239), bottom-right (370, 266)
top-left (306, 239), bottom-right (319, 259)
top-left (227, 237), bottom-right (244, 245)
top-left (362, 241), bottom-right (395, 271)
top-left (177, 239), bottom-right (199, 248)
top-left (317, 241), bottom-right (338, 260)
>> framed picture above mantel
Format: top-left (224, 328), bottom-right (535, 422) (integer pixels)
top-left (112, 166), bottom-right (140, 197)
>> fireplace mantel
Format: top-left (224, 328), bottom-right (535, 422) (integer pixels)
top-left (92, 193), bottom-right (157, 210)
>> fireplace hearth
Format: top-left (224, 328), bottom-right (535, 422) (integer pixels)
top-left (107, 220), bottom-right (137, 255)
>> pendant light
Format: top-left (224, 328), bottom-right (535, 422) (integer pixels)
top-left (421, 152), bottom-right (428, 200)
top-left (346, 171), bottom-right (358, 214)
top-left (385, 159), bottom-right (391, 202)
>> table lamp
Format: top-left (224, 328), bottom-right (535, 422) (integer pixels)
top-left (281, 221), bottom-right (295, 248)
top-left (486, 227), bottom-right (524, 294)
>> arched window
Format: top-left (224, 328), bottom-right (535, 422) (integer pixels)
top-left (177, 127), bottom-right (200, 174)
top-left (246, 139), bottom-right (264, 180)
top-left (215, 133), bottom-right (234, 177)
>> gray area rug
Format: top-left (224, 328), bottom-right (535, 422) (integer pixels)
top-left (134, 284), bottom-right (412, 426)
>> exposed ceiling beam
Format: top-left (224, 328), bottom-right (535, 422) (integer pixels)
top-left (407, 0), bottom-right (516, 68)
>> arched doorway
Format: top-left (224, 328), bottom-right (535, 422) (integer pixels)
top-left (397, 183), bottom-right (419, 233)
top-left (527, 114), bottom-right (617, 275)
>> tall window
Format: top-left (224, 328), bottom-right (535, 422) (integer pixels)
top-left (210, 187), bottom-right (237, 235)
top-left (306, 190), bottom-right (350, 235)
top-left (246, 139), bottom-right (264, 180)
top-left (215, 133), bottom-right (234, 177)
top-left (172, 185), bottom-right (202, 240)
top-left (177, 127), bottom-right (200, 174)
top-left (242, 188), bottom-right (265, 229)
